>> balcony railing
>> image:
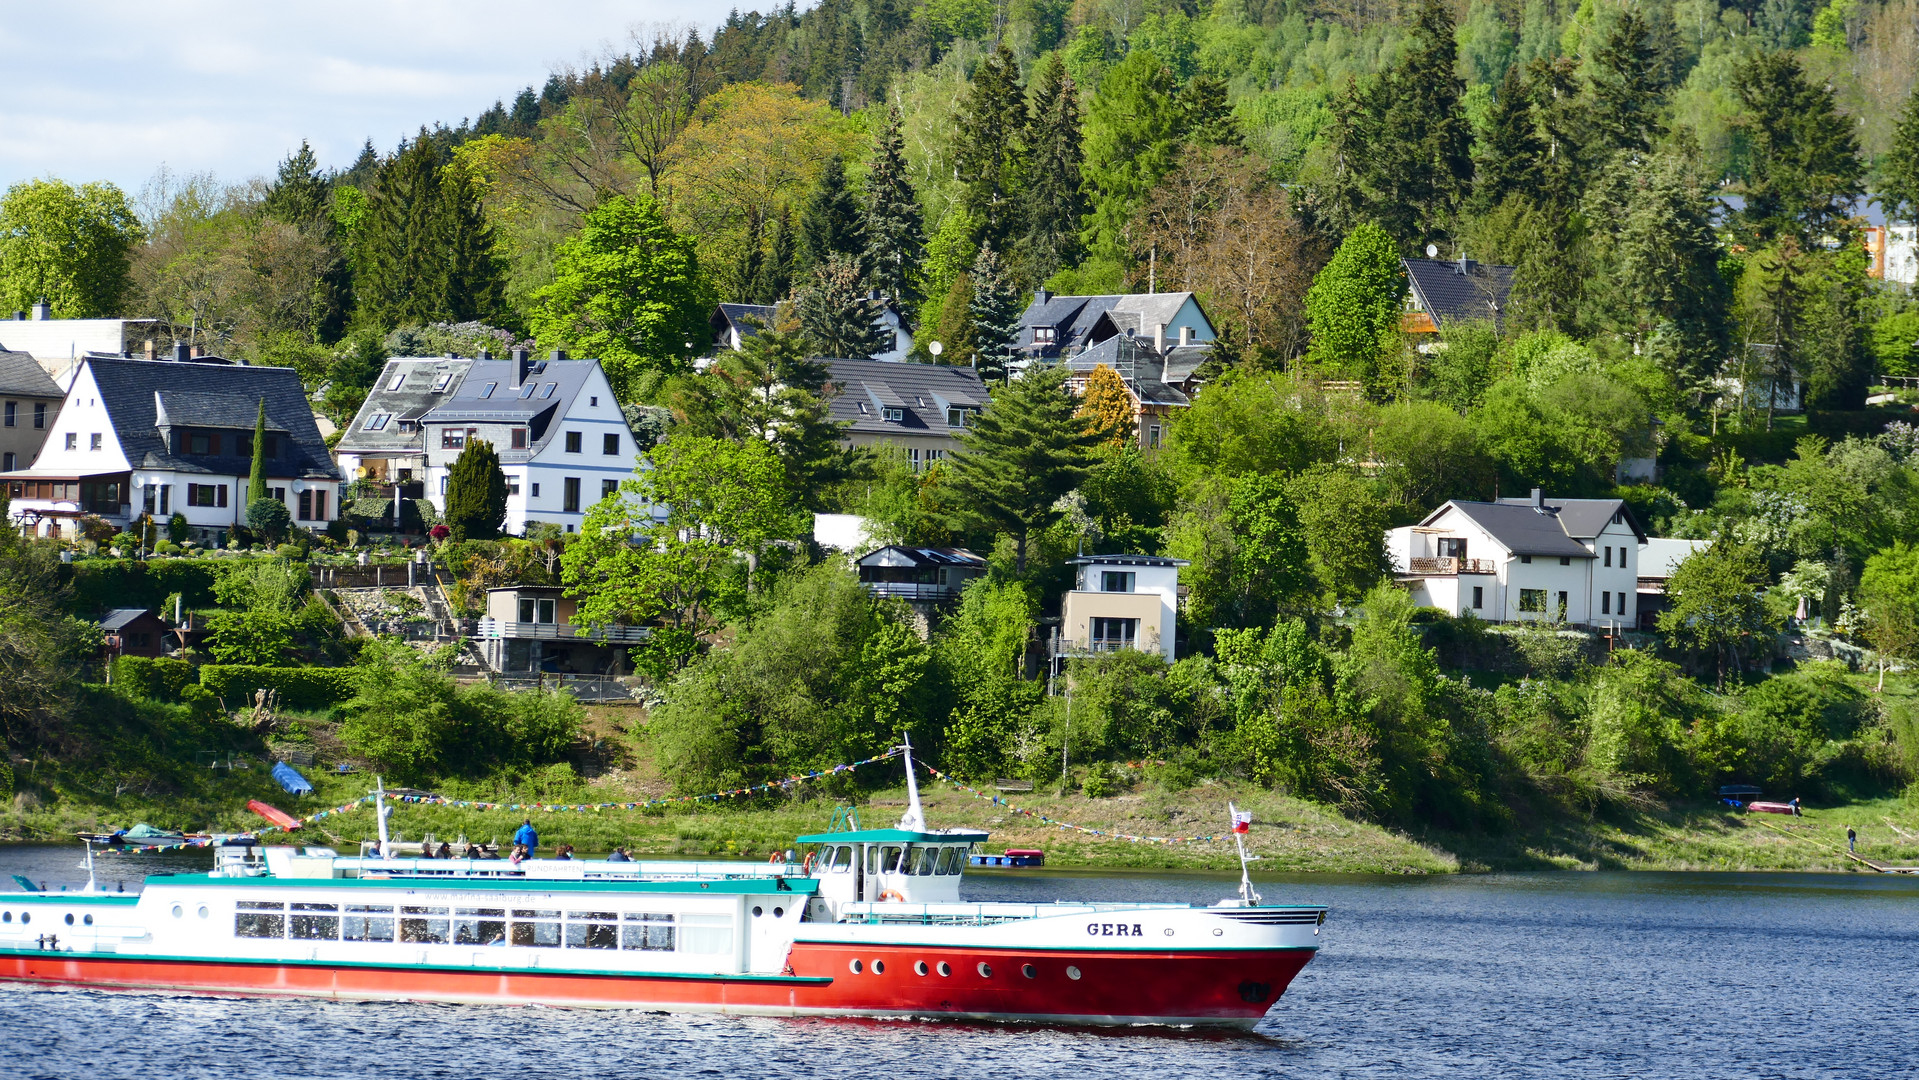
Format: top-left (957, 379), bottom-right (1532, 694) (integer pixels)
top-left (860, 581), bottom-right (961, 601)
top-left (1408, 556), bottom-right (1497, 575)
top-left (478, 618), bottom-right (651, 643)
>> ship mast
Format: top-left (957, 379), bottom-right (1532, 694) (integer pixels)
top-left (897, 734), bottom-right (926, 832)
top-left (1229, 801), bottom-right (1261, 906)
top-left (374, 776), bottom-right (393, 860)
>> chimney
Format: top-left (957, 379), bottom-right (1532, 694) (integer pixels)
top-left (477, 348), bottom-right (492, 361)
top-left (511, 347), bottom-right (531, 387)
top-left (1178, 325), bottom-right (1193, 346)
top-left (550, 348), bottom-right (567, 362)
top-left (172, 341), bottom-right (190, 363)
top-left (1154, 323), bottom-right (1166, 352)
top-left (190, 344), bottom-right (202, 359)
top-left (11, 311), bottom-right (22, 321)
top-left (144, 339), bottom-right (156, 360)
top-left (1531, 487), bottom-right (1545, 509)
top-left (31, 298), bottom-right (50, 320)
top-left (1034, 286), bottom-right (1051, 306)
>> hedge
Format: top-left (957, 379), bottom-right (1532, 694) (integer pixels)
top-left (111, 656), bottom-right (197, 701)
top-left (198, 665), bottom-right (358, 710)
top-left (65, 559), bottom-right (232, 615)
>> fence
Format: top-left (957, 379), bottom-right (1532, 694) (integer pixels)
top-left (482, 673), bottom-right (638, 703)
top-left (311, 563), bottom-right (429, 590)
top-left (1408, 557), bottom-right (1498, 575)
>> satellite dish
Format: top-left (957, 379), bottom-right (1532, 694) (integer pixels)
top-left (928, 341), bottom-right (944, 356)
top-left (1425, 244), bottom-right (1439, 258)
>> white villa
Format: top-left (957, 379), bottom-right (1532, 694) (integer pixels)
top-left (1057, 553), bottom-right (1188, 663)
top-left (1388, 490), bottom-right (1648, 629)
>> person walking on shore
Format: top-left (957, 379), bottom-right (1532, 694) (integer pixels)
top-left (1848, 826), bottom-right (1857, 854)
top-left (514, 819), bottom-right (538, 855)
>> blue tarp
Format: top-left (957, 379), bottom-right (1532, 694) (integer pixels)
top-left (271, 761), bottom-right (314, 796)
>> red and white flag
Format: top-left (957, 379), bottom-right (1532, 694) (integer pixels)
top-left (1231, 811), bottom-right (1253, 834)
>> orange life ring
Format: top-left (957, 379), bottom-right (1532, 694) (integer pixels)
top-left (878, 889), bottom-right (907, 903)
top-left (801, 852), bottom-right (816, 875)
top-left (768, 851), bottom-right (784, 864)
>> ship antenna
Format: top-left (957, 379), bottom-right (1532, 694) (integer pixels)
top-left (1229, 802), bottom-right (1261, 906)
top-left (374, 776), bottom-right (393, 860)
top-left (897, 734), bottom-right (926, 832)
top-left (79, 839), bottom-right (98, 895)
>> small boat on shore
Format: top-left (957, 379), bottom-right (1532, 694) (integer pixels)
top-left (1, 746), bottom-right (1325, 1027)
top-left (969, 848), bottom-right (1045, 868)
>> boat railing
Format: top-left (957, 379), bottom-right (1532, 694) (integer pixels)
top-left (837, 900), bottom-right (1192, 926)
top-left (328, 856), bottom-right (807, 882)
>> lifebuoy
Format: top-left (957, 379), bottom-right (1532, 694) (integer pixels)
top-left (801, 852), bottom-right (816, 875)
top-left (878, 889), bottom-right (907, 903)
top-left (768, 851), bottom-right (784, 864)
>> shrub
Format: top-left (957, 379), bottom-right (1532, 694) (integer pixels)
top-left (112, 656), bottom-right (196, 702)
top-left (197, 665), bottom-right (357, 709)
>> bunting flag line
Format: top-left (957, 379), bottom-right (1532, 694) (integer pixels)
top-left (916, 762), bottom-right (1225, 845)
top-left (246, 748), bottom-right (909, 837)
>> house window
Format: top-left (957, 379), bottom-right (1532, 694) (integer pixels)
top-left (1602, 592), bottom-right (1610, 615)
top-left (439, 477), bottom-right (449, 495)
top-left (314, 490), bottom-right (327, 520)
top-left (1559, 556), bottom-right (1571, 566)
top-left (1034, 326), bottom-right (1055, 344)
top-left (299, 489), bottom-right (313, 520)
top-left (1556, 591), bottom-right (1568, 618)
top-left (1618, 547), bottom-right (1627, 567)
top-left (601, 479), bottom-right (618, 499)
top-left (590, 396), bottom-right (598, 407)
top-left (1149, 424), bottom-right (1161, 449)
top-left (519, 383), bottom-right (537, 399)
top-left (1604, 547), bottom-right (1612, 567)
top-left (518, 597), bottom-right (534, 622)
top-left (187, 483), bottom-right (227, 508)
top-left (1100, 571), bottom-right (1136, 593)
top-left (1617, 591), bottom-right (1626, 615)
top-left (603, 433), bottom-right (619, 455)
top-left (1518, 589), bottom-right (1546, 613)
top-left (562, 477), bottom-right (580, 512)
top-left (858, 402), bottom-right (869, 414)
top-left (564, 431), bottom-right (582, 453)
top-left (1518, 554), bottom-right (1532, 564)
top-left (64, 433), bottom-right (76, 450)
top-left (1090, 617), bottom-right (1137, 650)
top-left (882, 407), bottom-right (904, 422)
top-left (33, 403), bottom-right (45, 428)
top-left (909, 448), bottom-right (922, 471)
top-left (441, 428), bottom-right (467, 450)
top-left (363, 413), bottom-right (391, 432)
top-left (530, 483), bottom-right (540, 498)
top-left (1438, 537), bottom-right (1467, 559)
top-left (3, 402), bottom-right (12, 427)
top-left (187, 432), bottom-right (221, 455)
top-left (927, 449), bottom-right (945, 463)
top-left (385, 373), bottom-right (406, 391)
top-left (946, 408), bottom-right (966, 429)
top-left (479, 382), bottom-right (497, 399)
top-left (1472, 586), bottom-right (1483, 609)
top-left (507, 478), bottom-right (521, 495)
top-left (431, 373), bottom-right (453, 392)
top-left (2, 452), bottom-right (13, 471)
top-left (540, 383), bottom-right (557, 399)
top-left (511, 428), bottom-right (527, 450)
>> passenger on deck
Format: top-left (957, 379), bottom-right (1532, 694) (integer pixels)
top-left (508, 844), bottom-right (526, 866)
top-left (463, 843), bottom-right (484, 859)
top-left (555, 844), bottom-right (575, 860)
top-left (607, 848), bottom-right (631, 862)
top-left (437, 842), bottom-right (454, 859)
top-left (514, 819), bottom-right (538, 854)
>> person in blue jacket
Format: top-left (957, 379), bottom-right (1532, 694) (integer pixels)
top-left (513, 819), bottom-right (538, 854)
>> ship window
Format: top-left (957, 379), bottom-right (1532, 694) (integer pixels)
top-left (400, 906), bottom-right (450, 945)
top-left (680, 913), bottom-right (734, 956)
top-left (5, 911), bottom-right (14, 923)
top-left (510, 910), bottom-right (561, 948)
top-left (566, 912), bottom-right (619, 950)
top-left (915, 961), bottom-right (929, 976)
top-left (978, 962), bottom-right (994, 978)
top-left (911, 847), bottom-right (938, 876)
top-left (235, 900), bottom-right (285, 939)
top-left (454, 908), bottom-right (506, 946)
top-left (937, 961), bottom-right (951, 977)
top-left (290, 902), bottom-right (340, 941)
top-left (342, 905), bottom-right (395, 942)
top-left (871, 845), bottom-right (905, 874)
top-left (936, 847), bottom-right (963, 875)
top-left (1022, 964), bottom-right (1038, 979)
top-left (622, 912), bottom-right (676, 952)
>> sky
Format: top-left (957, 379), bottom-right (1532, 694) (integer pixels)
top-left (0, 1), bottom-right (741, 198)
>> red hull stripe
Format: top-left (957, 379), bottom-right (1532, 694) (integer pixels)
top-left (0, 945), bottom-right (1316, 1026)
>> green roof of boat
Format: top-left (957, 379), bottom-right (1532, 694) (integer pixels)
top-left (793, 828), bottom-right (990, 844)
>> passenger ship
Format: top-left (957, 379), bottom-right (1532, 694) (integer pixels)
top-left (0, 750), bottom-right (1326, 1027)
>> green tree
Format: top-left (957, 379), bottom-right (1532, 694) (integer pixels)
top-left (1020, 54), bottom-right (1087, 284)
top-left (261, 141), bottom-right (351, 343)
top-left (1859, 542), bottom-right (1919, 692)
top-left (1586, 10), bottom-right (1675, 158)
top-left (799, 254), bottom-right (890, 359)
top-left (356, 138), bottom-right (505, 329)
top-left (1371, 399), bottom-right (1494, 510)
top-left (1473, 68), bottom-right (1544, 213)
top-left (247, 399), bottom-right (269, 504)
top-left (751, 204), bottom-right (798, 304)
top-left (1732, 51), bottom-right (1865, 244)
top-left (1594, 143), bottom-right (1733, 387)
top-left (204, 560), bottom-right (317, 665)
top-left (1882, 87), bottom-right (1919, 229)
top-left (1168, 473), bottom-right (1315, 636)
top-left (935, 579), bottom-right (1044, 780)
top-left (0, 178), bottom-right (143, 317)
top-left (943, 363), bottom-right (1100, 572)
top-left (529, 194), bottom-right (715, 400)
top-left (798, 155), bottom-right (864, 278)
top-left (1304, 223), bottom-right (1408, 399)
top-left (445, 440), bottom-right (509, 541)
top-left (0, 516), bottom-right (95, 746)
top-left (689, 315), bottom-right (850, 502)
top-left (1658, 540), bottom-right (1778, 688)
top-left (1080, 48), bottom-right (1184, 279)
top-left (954, 42), bottom-right (1030, 256)
top-left (862, 106), bottom-right (925, 309)
top-left (337, 638), bottom-right (458, 780)
top-left (965, 246), bottom-right (1021, 381)
top-left (1286, 464), bottom-right (1392, 603)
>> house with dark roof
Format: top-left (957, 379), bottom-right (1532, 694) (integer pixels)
top-left (1016, 289), bottom-right (1216, 449)
top-left (0, 349), bottom-right (63, 474)
top-left (99, 607), bottom-right (168, 659)
top-left (0, 302), bottom-right (167, 384)
top-left (1387, 489), bottom-right (1649, 628)
top-left (334, 355), bottom-right (475, 493)
top-left (822, 357), bottom-right (989, 470)
top-left (1, 356), bottom-right (341, 544)
top-left (1401, 257), bottom-right (1514, 333)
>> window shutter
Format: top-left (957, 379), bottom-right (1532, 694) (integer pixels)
top-left (217, 485), bottom-right (228, 508)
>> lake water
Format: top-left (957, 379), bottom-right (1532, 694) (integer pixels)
top-left (2, 843), bottom-right (1915, 1079)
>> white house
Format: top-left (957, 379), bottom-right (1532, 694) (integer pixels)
top-left (333, 355), bottom-right (474, 493)
top-left (1, 355), bottom-right (341, 543)
top-left (710, 300), bottom-right (913, 363)
top-left (1387, 490), bottom-right (1647, 629)
top-left (1057, 553), bottom-right (1187, 662)
top-left (0, 302), bottom-right (167, 384)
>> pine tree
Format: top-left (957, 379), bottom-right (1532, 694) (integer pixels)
top-left (1176, 74), bottom-right (1241, 149)
top-left (966, 247), bottom-right (1022, 382)
top-left (754, 205), bottom-right (798, 303)
top-left (1732, 51), bottom-right (1865, 244)
top-left (358, 139), bottom-right (447, 329)
top-left (262, 141), bottom-right (331, 228)
top-left (445, 440), bottom-right (508, 541)
top-left (862, 105), bottom-right (925, 310)
top-left (798, 156), bottom-right (864, 279)
top-left (799, 253), bottom-right (890, 359)
top-left (943, 363), bottom-right (1101, 572)
top-left (1474, 67), bottom-right (1543, 212)
top-left (1021, 54), bottom-right (1087, 285)
top-left (436, 163), bottom-right (505, 324)
top-left (263, 141), bottom-right (352, 343)
top-left (954, 42), bottom-right (1030, 256)
top-left (1077, 364), bottom-right (1136, 447)
top-left (1081, 49), bottom-right (1183, 275)
top-left (1880, 86), bottom-right (1919, 229)
top-left (1588, 10), bottom-right (1674, 158)
top-left (931, 273), bottom-right (976, 365)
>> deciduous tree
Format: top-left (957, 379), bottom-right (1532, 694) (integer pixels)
top-left (0, 178), bottom-right (143, 318)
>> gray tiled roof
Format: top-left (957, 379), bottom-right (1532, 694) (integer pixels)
top-left (1064, 337), bottom-right (1190, 407)
top-left (87, 357), bottom-right (338, 479)
top-left (855, 545), bottom-right (986, 569)
top-left (335, 357), bottom-right (473, 456)
top-left (0, 350), bottom-right (59, 397)
top-left (1017, 293), bottom-right (1121, 356)
top-left (421, 358), bottom-right (594, 451)
top-left (1404, 258), bottom-right (1513, 330)
top-left (99, 608), bottom-right (152, 631)
top-left (1437, 501), bottom-right (1596, 558)
top-left (713, 303), bottom-right (779, 341)
top-left (1495, 496), bottom-right (1647, 543)
top-left (157, 391), bottom-right (290, 432)
top-left (822, 357), bottom-right (988, 440)
top-left (1161, 343), bottom-right (1211, 385)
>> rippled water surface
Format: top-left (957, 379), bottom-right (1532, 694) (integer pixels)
top-left (3, 843), bottom-right (1916, 1079)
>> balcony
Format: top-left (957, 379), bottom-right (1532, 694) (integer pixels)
top-left (860, 581), bottom-right (962, 601)
top-left (477, 618), bottom-right (651, 643)
top-left (1409, 556), bottom-right (1497, 575)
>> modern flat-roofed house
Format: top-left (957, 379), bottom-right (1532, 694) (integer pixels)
top-left (477, 585), bottom-right (650, 674)
top-left (824, 357), bottom-right (988, 471)
top-left (1057, 554), bottom-right (1187, 663)
top-left (854, 546), bottom-right (987, 603)
top-left (0, 349), bottom-right (63, 473)
top-left (1387, 490), bottom-right (1648, 627)
top-left (2, 356), bottom-right (341, 544)
top-left (334, 356), bottom-right (474, 492)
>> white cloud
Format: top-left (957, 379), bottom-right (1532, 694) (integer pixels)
top-left (0, 0), bottom-right (743, 191)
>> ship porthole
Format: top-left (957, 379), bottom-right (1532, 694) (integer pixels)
top-left (752, 906), bottom-right (763, 918)
top-left (937, 962), bottom-right (951, 977)
top-left (1066, 965), bottom-right (1082, 981)
top-left (773, 907), bottom-right (783, 918)
top-left (170, 905), bottom-right (182, 919)
top-left (1163, 928), bottom-right (1174, 937)
top-left (197, 906), bottom-right (209, 920)
top-left (1, 912), bottom-right (9, 923)
top-left (83, 914), bottom-right (93, 926)
top-left (1021, 964), bottom-right (1037, 979)
top-left (18, 913), bottom-right (27, 925)
top-left (977, 962), bottom-right (993, 978)
top-left (915, 961), bottom-right (929, 976)
top-left (849, 959), bottom-right (863, 974)
top-left (872, 960), bottom-right (885, 974)
top-left (1213, 928), bottom-right (1224, 937)
top-left (64, 913), bottom-right (74, 926)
